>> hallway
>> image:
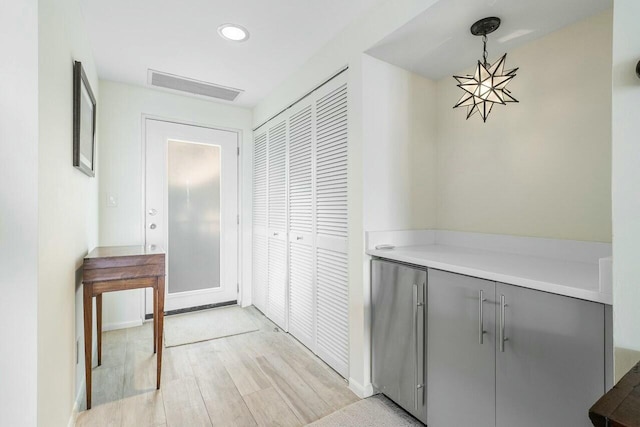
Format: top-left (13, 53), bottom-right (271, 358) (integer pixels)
top-left (75, 307), bottom-right (359, 426)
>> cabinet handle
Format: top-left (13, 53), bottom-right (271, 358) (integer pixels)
top-left (500, 294), bottom-right (509, 352)
top-left (273, 232), bottom-right (279, 237)
top-left (478, 290), bottom-right (487, 344)
top-left (413, 284), bottom-right (418, 411)
top-left (296, 236), bottom-right (303, 241)
top-left (413, 283), bottom-right (424, 412)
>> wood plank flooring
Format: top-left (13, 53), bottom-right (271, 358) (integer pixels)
top-left (75, 306), bottom-right (359, 427)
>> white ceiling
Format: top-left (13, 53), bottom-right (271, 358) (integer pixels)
top-left (366, 0), bottom-right (611, 80)
top-left (80, 0), bottom-right (385, 107)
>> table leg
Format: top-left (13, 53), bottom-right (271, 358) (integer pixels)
top-left (83, 284), bottom-right (93, 410)
top-left (156, 275), bottom-right (165, 389)
top-left (96, 294), bottom-right (102, 366)
top-left (153, 287), bottom-right (158, 354)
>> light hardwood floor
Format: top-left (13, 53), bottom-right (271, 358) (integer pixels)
top-left (75, 306), bottom-right (359, 427)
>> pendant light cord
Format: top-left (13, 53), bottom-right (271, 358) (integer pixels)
top-left (482, 34), bottom-right (489, 67)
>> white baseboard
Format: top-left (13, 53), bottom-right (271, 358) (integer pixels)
top-left (67, 405), bottom-right (78, 427)
top-left (68, 388), bottom-right (81, 427)
top-left (69, 323), bottom-right (99, 426)
top-left (348, 377), bottom-right (374, 398)
top-left (103, 319), bottom-right (143, 331)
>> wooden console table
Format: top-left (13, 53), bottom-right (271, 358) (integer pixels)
top-left (82, 245), bottom-right (165, 409)
top-left (590, 360), bottom-right (640, 426)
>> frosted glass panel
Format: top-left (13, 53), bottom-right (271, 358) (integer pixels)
top-left (168, 140), bottom-right (221, 294)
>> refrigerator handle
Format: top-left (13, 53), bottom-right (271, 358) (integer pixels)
top-left (413, 283), bottom-right (425, 411)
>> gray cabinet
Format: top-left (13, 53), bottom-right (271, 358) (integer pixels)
top-left (371, 260), bottom-right (427, 424)
top-left (495, 282), bottom-right (605, 427)
top-left (427, 269), bottom-right (496, 427)
top-left (427, 269), bottom-right (605, 427)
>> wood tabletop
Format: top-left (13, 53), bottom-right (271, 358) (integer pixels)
top-left (83, 245), bottom-right (165, 281)
top-left (85, 245), bottom-right (165, 259)
top-left (590, 360), bottom-right (640, 426)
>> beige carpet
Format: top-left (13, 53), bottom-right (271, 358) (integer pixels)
top-left (164, 305), bottom-right (259, 347)
top-left (307, 395), bottom-right (423, 426)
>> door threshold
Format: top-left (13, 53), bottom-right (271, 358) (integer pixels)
top-left (145, 300), bottom-right (237, 319)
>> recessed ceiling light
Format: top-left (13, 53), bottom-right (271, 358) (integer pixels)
top-left (217, 24), bottom-right (250, 42)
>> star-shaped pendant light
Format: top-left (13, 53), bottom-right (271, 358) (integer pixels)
top-left (453, 17), bottom-right (518, 122)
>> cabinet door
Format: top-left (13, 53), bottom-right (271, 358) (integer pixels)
top-left (427, 269), bottom-right (496, 427)
top-left (267, 119), bottom-right (288, 330)
top-left (372, 260), bottom-right (427, 423)
top-left (495, 283), bottom-right (605, 427)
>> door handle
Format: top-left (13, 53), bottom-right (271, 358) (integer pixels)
top-left (500, 294), bottom-right (509, 352)
top-left (296, 236), bottom-right (303, 241)
top-left (149, 223), bottom-right (157, 230)
top-left (273, 232), bottom-right (279, 237)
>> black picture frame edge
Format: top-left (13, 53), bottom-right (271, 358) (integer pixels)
top-left (73, 60), bottom-right (97, 177)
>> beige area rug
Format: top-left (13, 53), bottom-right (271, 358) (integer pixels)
top-left (164, 305), bottom-right (259, 347)
top-left (307, 395), bottom-right (423, 427)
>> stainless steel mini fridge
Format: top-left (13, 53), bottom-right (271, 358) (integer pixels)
top-left (371, 259), bottom-right (427, 424)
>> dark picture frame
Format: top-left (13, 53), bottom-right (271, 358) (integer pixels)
top-left (73, 60), bottom-right (96, 177)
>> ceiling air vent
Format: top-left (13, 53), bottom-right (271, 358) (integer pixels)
top-left (148, 69), bottom-right (243, 101)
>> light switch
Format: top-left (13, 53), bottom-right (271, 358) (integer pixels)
top-left (106, 193), bottom-right (118, 207)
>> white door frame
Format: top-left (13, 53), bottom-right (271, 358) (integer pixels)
top-left (140, 114), bottom-right (243, 316)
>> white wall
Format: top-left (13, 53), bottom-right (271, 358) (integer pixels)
top-left (0, 1), bottom-right (39, 426)
top-left (612, 0), bottom-right (640, 378)
top-left (38, 0), bottom-right (100, 424)
top-left (98, 81), bottom-right (253, 328)
top-left (436, 10), bottom-right (612, 243)
top-left (362, 55), bottom-right (438, 233)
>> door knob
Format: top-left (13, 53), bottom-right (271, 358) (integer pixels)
top-left (149, 223), bottom-right (157, 230)
top-left (148, 208), bottom-right (157, 216)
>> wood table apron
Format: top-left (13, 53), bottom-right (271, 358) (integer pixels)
top-left (82, 245), bottom-right (165, 410)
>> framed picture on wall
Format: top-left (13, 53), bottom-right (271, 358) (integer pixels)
top-left (73, 60), bottom-right (96, 177)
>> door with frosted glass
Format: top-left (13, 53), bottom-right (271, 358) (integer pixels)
top-left (145, 119), bottom-right (238, 312)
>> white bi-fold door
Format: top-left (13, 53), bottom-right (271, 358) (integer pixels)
top-left (252, 72), bottom-right (349, 378)
top-left (267, 119), bottom-right (288, 330)
top-left (287, 101), bottom-right (315, 351)
top-left (252, 116), bottom-right (289, 332)
top-left (252, 132), bottom-right (268, 314)
top-left (312, 77), bottom-right (349, 378)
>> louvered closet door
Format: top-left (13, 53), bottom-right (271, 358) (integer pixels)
top-left (252, 131), bottom-right (268, 313)
top-left (287, 99), bottom-right (315, 351)
top-left (267, 118), bottom-right (288, 331)
top-left (314, 74), bottom-right (349, 378)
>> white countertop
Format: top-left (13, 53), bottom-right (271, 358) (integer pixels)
top-left (367, 243), bottom-right (612, 305)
